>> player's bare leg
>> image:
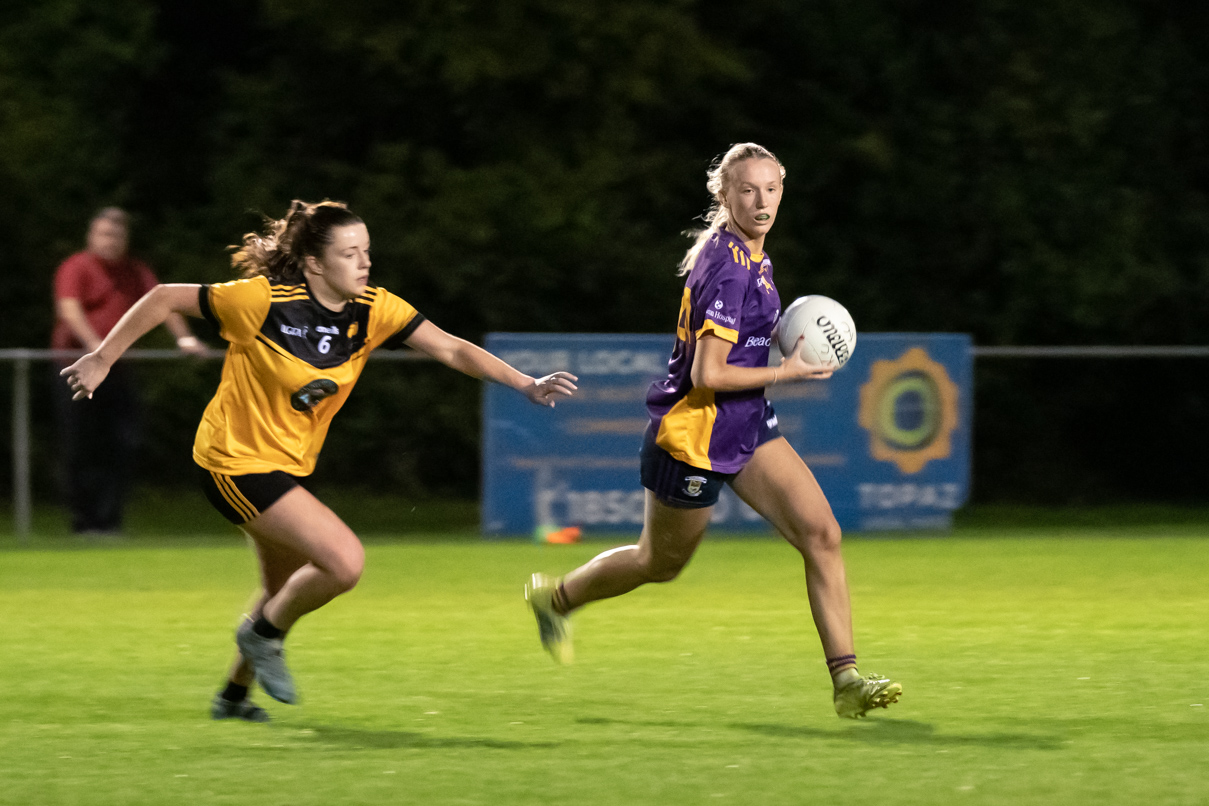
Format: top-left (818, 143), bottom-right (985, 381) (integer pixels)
top-left (731, 438), bottom-right (853, 657)
top-left (564, 492), bottom-right (712, 601)
top-left (213, 538), bottom-right (308, 720)
top-left (245, 487), bottom-right (365, 630)
top-left (731, 436), bottom-right (901, 717)
top-left (225, 487), bottom-right (364, 703)
top-left (526, 492), bottom-right (712, 662)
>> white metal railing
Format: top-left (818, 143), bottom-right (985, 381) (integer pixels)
top-left (2, 348), bottom-right (430, 540)
top-left (972, 346), bottom-right (1209, 358)
top-left (4, 344), bottom-right (1208, 539)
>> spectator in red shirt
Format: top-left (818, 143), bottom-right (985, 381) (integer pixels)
top-left (52, 207), bottom-right (205, 534)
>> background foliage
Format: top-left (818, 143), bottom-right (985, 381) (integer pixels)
top-left (1, 0), bottom-right (1206, 503)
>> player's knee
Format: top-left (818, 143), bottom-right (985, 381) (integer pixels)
top-left (330, 564), bottom-right (362, 593)
top-left (332, 563), bottom-right (362, 592)
top-left (642, 554), bottom-right (690, 583)
top-left (645, 565), bottom-right (681, 583)
top-left (788, 516), bottom-right (842, 557)
top-left (329, 543), bottom-right (365, 592)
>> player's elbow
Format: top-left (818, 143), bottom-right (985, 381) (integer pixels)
top-left (691, 363), bottom-right (723, 391)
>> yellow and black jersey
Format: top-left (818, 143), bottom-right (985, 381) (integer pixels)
top-left (193, 275), bottom-right (424, 476)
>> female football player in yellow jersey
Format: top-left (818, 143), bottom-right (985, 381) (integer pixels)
top-left (524, 144), bottom-right (901, 718)
top-left (62, 200), bottom-right (578, 721)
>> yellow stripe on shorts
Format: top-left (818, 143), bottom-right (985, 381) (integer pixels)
top-left (211, 471), bottom-right (258, 522)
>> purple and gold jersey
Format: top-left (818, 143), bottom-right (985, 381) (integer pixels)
top-left (646, 229), bottom-right (780, 473)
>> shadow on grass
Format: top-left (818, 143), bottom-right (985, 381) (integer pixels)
top-left (736, 719), bottom-right (1063, 750)
top-left (294, 723), bottom-right (558, 751)
top-left (575, 715), bottom-right (700, 729)
top-left (577, 715), bottom-right (1061, 750)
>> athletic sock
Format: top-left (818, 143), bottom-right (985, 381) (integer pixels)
top-left (827, 654), bottom-right (859, 687)
top-left (551, 582), bottom-right (572, 615)
top-left (252, 615), bottom-right (285, 640)
top-left (220, 682), bottom-right (249, 703)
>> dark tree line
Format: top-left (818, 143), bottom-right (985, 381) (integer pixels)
top-left (2, 0), bottom-right (1206, 503)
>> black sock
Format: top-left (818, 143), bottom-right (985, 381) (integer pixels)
top-left (220, 682), bottom-right (249, 703)
top-left (252, 615), bottom-right (285, 640)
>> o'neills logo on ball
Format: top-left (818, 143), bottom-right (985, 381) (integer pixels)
top-left (817, 315), bottom-right (851, 363)
top-left (684, 476), bottom-right (707, 497)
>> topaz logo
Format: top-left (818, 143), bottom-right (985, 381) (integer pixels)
top-left (858, 347), bottom-right (960, 474)
top-left (745, 336), bottom-right (772, 347)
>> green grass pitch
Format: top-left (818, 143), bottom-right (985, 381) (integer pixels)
top-left (1, 524), bottom-right (1207, 805)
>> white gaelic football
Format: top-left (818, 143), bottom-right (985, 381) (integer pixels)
top-left (776, 295), bottom-right (857, 369)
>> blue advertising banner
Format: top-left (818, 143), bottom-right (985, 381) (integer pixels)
top-left (482, 333), bottom-right (972, 536)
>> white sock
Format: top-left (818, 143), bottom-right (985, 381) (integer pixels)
top-left (832, 667), bottom-right (861, 688)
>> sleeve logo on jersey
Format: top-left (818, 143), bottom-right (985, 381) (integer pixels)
top-left (290, 378), bottom-right (339, 412)
top-left (706, 308), bottom-right (737, 326)
top-left (714, 300), bottom-right (723, 309)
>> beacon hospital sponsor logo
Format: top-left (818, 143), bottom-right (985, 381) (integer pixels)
top-left (706, 309), bottom-right (737, 326)
top-left (706, 299), bottom-right (737, 326)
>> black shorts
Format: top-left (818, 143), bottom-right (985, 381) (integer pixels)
top-left (640, 402), bottom-right (783, 509)
top-left (197, 465), bottom-right (301, 524)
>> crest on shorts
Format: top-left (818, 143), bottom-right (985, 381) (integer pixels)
top-left (684, 476), bottom-right (707, 497)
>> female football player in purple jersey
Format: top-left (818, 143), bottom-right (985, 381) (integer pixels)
top-left (526, 143), bottom-right (901, 718)
top-left (62, 200), bottom-right (578, 722)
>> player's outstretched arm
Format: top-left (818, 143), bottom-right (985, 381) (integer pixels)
top-left (691, 334), bottom-right (832, 393)
top-left (403, 320), bottom-right (578, 407)
top-left (60, 284), bottom-right (203, 400)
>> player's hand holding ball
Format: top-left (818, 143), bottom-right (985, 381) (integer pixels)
top-left (773, 295), bottom-right (857, 383)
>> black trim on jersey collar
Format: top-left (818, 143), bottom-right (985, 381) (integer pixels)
top-left (198, 285), bottom-right (217, 329)
top-left (255, 332), bottom-right (298, 361)
top-left (380, 313), bottom-right (427, 350)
